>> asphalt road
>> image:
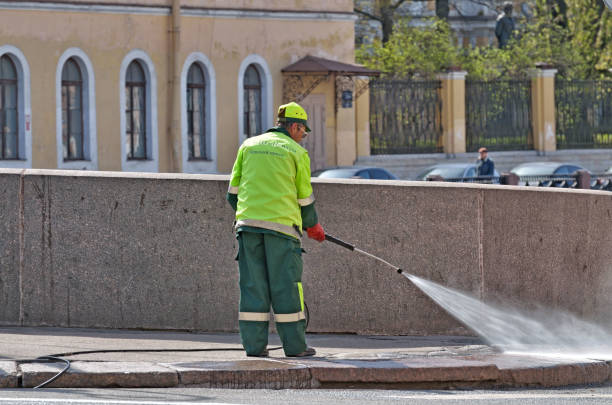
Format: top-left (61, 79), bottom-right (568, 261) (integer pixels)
top-left (1, 386), bottom-right (612, 405)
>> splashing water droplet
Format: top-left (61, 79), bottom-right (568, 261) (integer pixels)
top-left (403, 273), bottom-right (612, 360)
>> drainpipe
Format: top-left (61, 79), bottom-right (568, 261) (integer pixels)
top-left (168, 0), bottom-right (181, 172)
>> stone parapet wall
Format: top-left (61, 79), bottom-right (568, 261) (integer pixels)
top-left (1, 169), bottom-right (610, 335)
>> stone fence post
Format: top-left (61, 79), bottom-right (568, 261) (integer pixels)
top-left (437, 70), bottom-right (467, 157)
top-left (531, 63), bottom-right (558, 155)
top-left (500, 172), bottom-right (519, 185)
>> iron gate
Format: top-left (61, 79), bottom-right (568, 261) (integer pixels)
top-left (465, 80), bottom-right (532, 152)
top-left (556, 79), bottom-right (612, 149)
top-left (369, 79), bottom-right (442, 154)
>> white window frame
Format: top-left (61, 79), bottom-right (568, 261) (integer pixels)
top-left (237, 54), bottom-right (273, 145)
top-left (55, 48), bottom-right (98, 170)
top-left (180, 52), bottom-right (217, 174)
top-left (0, 45), bottom-right (31, 168)
top-left (119, 49), bottom-right (158, 172)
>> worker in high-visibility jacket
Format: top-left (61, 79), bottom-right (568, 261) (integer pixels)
top-left (227, 101), bottom-right (325, 358)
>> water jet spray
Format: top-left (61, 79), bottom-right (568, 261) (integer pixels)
top-left (324, 233), bottom-right (612, 360)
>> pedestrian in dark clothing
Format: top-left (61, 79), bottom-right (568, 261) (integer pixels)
top-left (495, 2), bottom-right (515, 49)
top-left (477, 147), bottom-right (495, 177)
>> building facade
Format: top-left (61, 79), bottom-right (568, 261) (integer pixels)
top-left (0, 0), bottom-right (367, 173)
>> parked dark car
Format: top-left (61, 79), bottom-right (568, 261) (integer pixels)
top-left (313, 166), bottom-right (398, 180)
top-left (415, 163), bottom-right (500, 182)
top-left (510, 162), bottom-right (588, 187)
top-left (510, 162), bottom-right (587, 176)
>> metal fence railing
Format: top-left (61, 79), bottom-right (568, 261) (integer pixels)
top-left (426, 175), bottom-right (500, 184)
top-left (465, 80), bottom-right (533, 152)
top-left (518, 173), bottom-right (612, 190)
top-left (556, 80), bottom-right (612, 149)
top-left (518, 174), bottom-right (580, 187)
top-left (425, 172), bottom-right (612, 191)
top-left (590, 174), bottom-right (612, 191)
top-left (369, 79), bottom-right (442, 154)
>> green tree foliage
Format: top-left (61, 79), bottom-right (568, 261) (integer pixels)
top-left (356, 18), bottom-right (459, 78)
top-left (565, 0), bottom-right (611, 76)
top-left (459, 7), bottom-right (584, 80)
top-left (357, 0), bottom-right (611, 80)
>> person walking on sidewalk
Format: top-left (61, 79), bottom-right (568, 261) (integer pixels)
top-left (476, 147), bottom-right (495, 177)
top-left (227, 101), bottom-right (325, 358)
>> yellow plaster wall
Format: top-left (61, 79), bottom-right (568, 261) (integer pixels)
top-left (180, 16), bottom-right (354, 171)
top-left (0, 9), bottom-right (172, 170)
top-left (0, 3), bottom-right (355, 172)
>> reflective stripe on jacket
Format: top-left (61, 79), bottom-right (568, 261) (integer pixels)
top-left (228, 128), bottom-right (314, 239)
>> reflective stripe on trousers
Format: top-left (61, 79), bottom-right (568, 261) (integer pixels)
top-left (239, 311), bottom-right (305, 322)
top-left (239, 312), bottom-right (270, 321)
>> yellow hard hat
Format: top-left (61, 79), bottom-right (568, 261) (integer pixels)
top-left (277, 102), bottom-right (311, 132)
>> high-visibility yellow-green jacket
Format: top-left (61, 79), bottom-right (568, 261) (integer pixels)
top-left (227, 127), bottom-right (318, 240)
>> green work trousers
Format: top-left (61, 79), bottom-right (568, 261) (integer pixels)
top-left (237, 230), bottom-right (307, 356)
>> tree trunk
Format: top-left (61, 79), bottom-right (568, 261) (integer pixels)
top-left (381, 6), bottom-right (395, 44)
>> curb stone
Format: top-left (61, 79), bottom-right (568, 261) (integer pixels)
top-left (165, 360), bottom-right (317, 389)
top-left (5, 357), bottom-right (612, 389)
top-left (0, 362), bottom-right (18, 388)
top-left (498, 362), bottom-right (611, 388)
top-left (20, 362), bottom-right (178, 388)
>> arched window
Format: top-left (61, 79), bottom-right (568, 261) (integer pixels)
top-left (61, 58), bottom-right (83, 160)
top-left (243, 64), bottom-right (261, 138)
top-left (56, 49), bottom-right (97, 170)
top-left (187, 63), bottom-right (207, 160)
top-left (125, 61), bottom-right (146, 160)
top-left (181, 53), bottom-right (216, 174)
top-left (0, 55), bottom-right (18, 159)
top-left (237, 56), bottom-right (272, 146)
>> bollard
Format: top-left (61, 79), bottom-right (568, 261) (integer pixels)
top-left (426, 175), bottom-right (445, 182)
top-left (575, 170), bottom-right (591, 189)
top-left (500, 172), bottom-right (519, 186)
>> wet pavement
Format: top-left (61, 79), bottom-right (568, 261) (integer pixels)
top-left (0, 327), bottom-right (610, 389)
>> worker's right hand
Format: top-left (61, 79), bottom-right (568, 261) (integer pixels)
top-left (306, 223), bottom-right (325, 242)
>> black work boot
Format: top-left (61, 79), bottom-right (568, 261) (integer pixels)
top-left (287, 347), bottom-right (316, 357)
top-left (247, 349), bottom-right (269, 357)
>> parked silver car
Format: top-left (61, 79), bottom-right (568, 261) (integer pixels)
top-left (510, 162), bottom-right (588, 187)
top-left (510, 162), bottom-right (587, 176)
top-left (415, 163), bottom-right (499, 182)
top-left (314, 166), bottom-right (398, 180)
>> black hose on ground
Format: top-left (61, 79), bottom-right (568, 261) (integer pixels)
top-left (15, 346), bottom-right (287, 389)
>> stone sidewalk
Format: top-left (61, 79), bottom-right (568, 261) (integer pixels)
top-left (0, 327), bottom-right (610, 389)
